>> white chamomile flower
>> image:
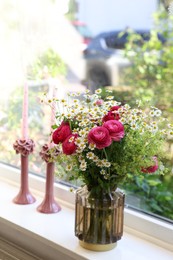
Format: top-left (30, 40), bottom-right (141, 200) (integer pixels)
top-left (120, 118), bottom-right (126, 124)
top-left (104, 174), bottom-right (109, 180)
top-left (95, 88), bottom-right (102, 94)
top-left (60, 99), bottom-right (67, 104)
top-left (151, 125), bottom-right (158, 133)
top-left (139, 128), bottom-right (145, 134)
top-left (96, 160), bottom-right (103, 167)
top-left (78, 155), bottom-right (84, 162)
top-left (66, 113), bottom-right (72, 119)
top-left (92, 155), bottom-right (99, 162)
top-left (76, 115), bottom-right (83, 121)
top-left (132, 109), bottom-right (138, 114)
top-left (131, 123), bottom-right (138, 130)
top-left (79, 121), bottom-right (86, 127)
top-left (104, 161), bottom-right (111, 167)
top-left (85, 127), bottom-right (90, 132)
top-left (79, 129), bottom-right (87, 136)
top-left (117, 107), bottom-right (124, 113)
top-left (129, 114), bottom-right (138, 121)
top-left (73, 128), bottom-right (79, 134)
top-left (93, 107), bottom-right (99, 112)
top-left (75, 137), bottom-right (83, 145)
top-left (105, 89), bottom-right (113, 93)
top-left (142, 121), bottom-right (147, 128)
top-left (76, 148), bottom-right (83, 153)
top-left (149, 110), bottom-right (155, 117)
top-left (83, 118), bottom-right (90, 124)
top-left (79, 106), bottom-right (84, 111)
top-left (80, 161), bottom-right (87, 170)
top-left (106, 96), bottom-right (114, 100)
top-left (86, 152), bottom-right (94, 160)
top-left (160, 129), bottom-right (166, 135)
top-left (79, 143), bottom-right (86, 150)
top-left (70, 93), bottom-right (76, 97)
top-left (84, 94), bottom-right (91, 100)
top-left (89, 143), bottom-right (96, 150)
top-left (155, 109), bottom-right (162, 117)
top-left (124, 104), bottom-right (131, 109)
top-left (66, 165), bottom-right (72, 171)
top-left (73, 99), bottom-right (79, 104)
top-left (100, 169), bottom-right (106, 175)
top-left (74, 105), bottom-right (79, 111)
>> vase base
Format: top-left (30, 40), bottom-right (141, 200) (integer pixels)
top-left (13, 192), bottom-right (36, 205)
top-left (37, 200), bottom-right (61, 214)
top-left (79, 240), bottom-right (117, 252)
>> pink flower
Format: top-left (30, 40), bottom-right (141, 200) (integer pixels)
top-left (88, 126), bottom-right (112, 149)
top-left (52, 121), bottom-right (71, 144)
top-left (62, 134), bottom-right (78, 155)
top-left (103, 120), bottom-right (125, 141)
top-left (95, 99), bottom-right (104, 106)
top-left (141, 156), bottom-right (159, 173)
top-left (102, 106), bottom-right (121, 122)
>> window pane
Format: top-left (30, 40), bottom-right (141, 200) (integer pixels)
top-left (0, 0), bottom-right (172, 223)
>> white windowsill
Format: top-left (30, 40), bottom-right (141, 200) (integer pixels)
top-left (0, 163), bottom-right (173, 260)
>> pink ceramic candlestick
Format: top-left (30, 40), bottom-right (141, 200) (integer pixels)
top-left (37, 162), bottom-right (61, 213)
top-left (22, 82), bottom-right (28, 140)
top-left (13, 155), bottom-right (36, 204)
top-left (13, 139), bottom-right (36, 204)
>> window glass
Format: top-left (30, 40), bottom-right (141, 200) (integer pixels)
top-left (0, 0), bottom-right (172, 223)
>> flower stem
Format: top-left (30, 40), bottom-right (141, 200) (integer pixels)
top-left (103, 148), bottom-right (108, 161)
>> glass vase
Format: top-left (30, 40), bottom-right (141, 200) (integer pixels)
top-left (75, 185), bottom-right (125, 251)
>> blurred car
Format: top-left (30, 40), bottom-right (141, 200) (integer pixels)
top-left (71, 20), bottom-right (93, 50)
top-left (82, 29), bottom-right (165, 92)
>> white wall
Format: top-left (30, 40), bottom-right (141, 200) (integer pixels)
top-left (77, 0), bottom-right (158, 36)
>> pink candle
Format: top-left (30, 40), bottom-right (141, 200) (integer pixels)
top-left (22, 82), bottom-right (28, 140)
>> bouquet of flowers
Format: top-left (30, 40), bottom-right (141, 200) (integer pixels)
top-left (43, 88), bottom-right (173, 195)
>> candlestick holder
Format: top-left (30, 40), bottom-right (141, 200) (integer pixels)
top-left (37, 144), bottom-right (61, 214)
top-left (13, 139), bottom-right (36, 204)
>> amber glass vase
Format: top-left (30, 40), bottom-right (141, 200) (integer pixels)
top-left (75, 186), bottom-right (125, 251)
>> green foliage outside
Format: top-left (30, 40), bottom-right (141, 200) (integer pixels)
top-left (28, 48), bottom-right (67, 80)
top-left (65, 0), bottom-right (78, 21)
top-left (113, 9), bottom-right (173, 221)
top-left (122, 10), bottom-right (173, 118)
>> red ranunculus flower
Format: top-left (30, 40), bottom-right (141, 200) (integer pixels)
top-left (141, 156), bottom-right (159, 173)
top-left (62, 134), bottom-right (78, 155)
top-left (103, 120), bottom-right (125, 141)
top-left (102, 106), bottom-right (121, 122)
top-left (88, 126), bottom-right (112, 149)
top-left (52, 121), bottom-right (71, 144)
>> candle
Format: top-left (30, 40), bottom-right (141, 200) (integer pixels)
top-left (49, 85), bottom-right (57, 148)
top-left (22, 82), bottom-right (28, 140)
